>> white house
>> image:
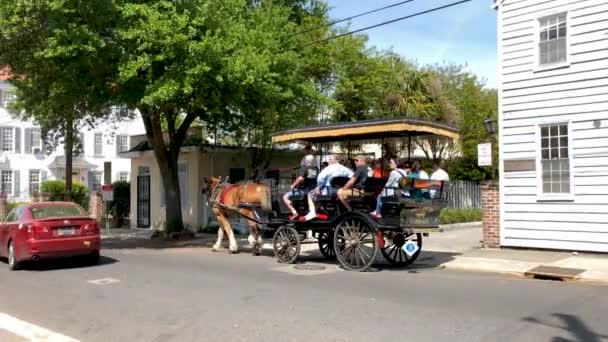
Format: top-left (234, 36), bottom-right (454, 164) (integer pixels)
top-left (0, 78), bottom-right (145, 202)
top-left (495, 0), bottom-right (608, 252)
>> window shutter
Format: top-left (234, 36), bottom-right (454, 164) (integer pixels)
top-left (13, 170), bottom-right (20, 197)
top-left (116, 135), bottom-right (120, 155)
top-left (14, 127), bottom-right (21, 153)
top-left (0, 127), bottom-right (4, 150)
top-left (24, 128), bottom-right (32, 153)
top-left (79, 133), bottom-right (85, 156)
top-left (41, 170), bottom-right (48, 182)
top-left (87, 171), bottom-right (95, 191)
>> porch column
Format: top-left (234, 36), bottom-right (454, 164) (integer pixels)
top-left (481, 180), bottom-right (500, 248)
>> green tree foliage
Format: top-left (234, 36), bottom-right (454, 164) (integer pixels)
top-left (0, 0), bottom-right (123, 199)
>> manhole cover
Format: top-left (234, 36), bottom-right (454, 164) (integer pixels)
top-left (294, 265), bottom-right (326, 271)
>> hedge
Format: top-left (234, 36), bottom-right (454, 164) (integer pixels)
top-left (439, 208), bottom-right (481, 225)
top-left (40, 180), bottom-right (89, 209)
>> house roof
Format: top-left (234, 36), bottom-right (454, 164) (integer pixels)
top-left (47, 156), bottom-right (97, 169)
top-left (0, 66), bottom-right (12, 81)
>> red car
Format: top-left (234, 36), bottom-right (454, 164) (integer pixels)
top-left (0, 202), bottom-right (100, 270)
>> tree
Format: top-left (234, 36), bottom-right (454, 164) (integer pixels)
top-left (114, 0), bottom-right (340, 232)
top-left (0, 0), bottom-right (121, 199)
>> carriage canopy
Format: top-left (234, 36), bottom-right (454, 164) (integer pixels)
top-left (271, 117), bottom-right (460, 144)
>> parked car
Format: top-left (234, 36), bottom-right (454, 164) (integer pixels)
top-left (0, 202), bottom-right (100, 270)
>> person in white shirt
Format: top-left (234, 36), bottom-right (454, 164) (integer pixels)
top-left (430, 161), bottom-right (449, 198)
top-left (414, 161), bottom-right (429, 180)
top-left (303, 155), bottom-right (353, 221)
top-left (300, 144), bottom-right (320, 169)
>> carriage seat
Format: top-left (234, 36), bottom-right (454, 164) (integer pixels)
top-left (288, 178), bottom-right (318, 201)
top-left (315, 176), bottom-right (350, 201)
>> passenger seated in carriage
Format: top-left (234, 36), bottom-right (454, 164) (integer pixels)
top-left (303, 155), bottom-right (353, 221)
top-left (337, 155), bottom-right (369, 211)
top-left (370, 158), bottom-right (409, 218)
top-left (283, 155), bottom-right (319, 219)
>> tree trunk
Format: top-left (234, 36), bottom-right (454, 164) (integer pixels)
top-left (64, 115), bottom-right (74, 201)
top-left (158, 154), bottom-right (183, 233)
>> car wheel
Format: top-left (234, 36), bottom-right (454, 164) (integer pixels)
top-left (7, 241), bottom-right (19, 271)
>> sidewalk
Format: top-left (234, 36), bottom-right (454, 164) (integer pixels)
top-left (421, 225), bottom-right (608, 285)
top-left (101, 226), bottom-right (608, 285)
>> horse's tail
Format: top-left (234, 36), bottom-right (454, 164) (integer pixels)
top-left (260, 184), bottom-right (272, 212)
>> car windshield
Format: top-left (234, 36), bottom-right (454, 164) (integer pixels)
top-left (31, 205), bottom-right (88, 220)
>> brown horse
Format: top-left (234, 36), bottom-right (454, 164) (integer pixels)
top-left (202, 176), bottom-right (272, 255)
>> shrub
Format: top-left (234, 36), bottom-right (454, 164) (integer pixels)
top-left (40, 180), bottom-right (89, 208)
top-left (109, 181), bottom-right (130, 227)
top-left (6, 201), bottom-right (27, 213)
top-left (445, 157), bottom-right (492, 182)
top-left (440, 208), bottom-right (481, 225)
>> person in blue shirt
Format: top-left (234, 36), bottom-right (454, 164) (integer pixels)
top-left (303, 155), bottom-right (353, 221)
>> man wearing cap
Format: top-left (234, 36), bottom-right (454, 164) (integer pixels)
top-left (337, 155), bottom-right (368, 211)
top-left (283, 155), bottom-right (319, 219)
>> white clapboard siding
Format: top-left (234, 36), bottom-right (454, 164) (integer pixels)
top-left (505, 219), bottom-right (608, 232)
top-left (498, 0), bottom-right (608, 252)
top-left (504, 229), bottom-right (608, 244)
top-left (503, 238), bottom-right (608, 253)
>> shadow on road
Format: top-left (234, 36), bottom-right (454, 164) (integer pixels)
top-left (20, 255), bottom-right (119, 272)
top-left (523, 313), bottom-right (608, 342)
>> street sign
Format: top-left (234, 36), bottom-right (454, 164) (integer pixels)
top-left (478, 143), bottom-right (492, 167)
top-left (102, 184), bottom-right (114, 201)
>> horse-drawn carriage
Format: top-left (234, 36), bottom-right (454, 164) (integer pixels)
top-left (205, 117), bottom-right (460, 272)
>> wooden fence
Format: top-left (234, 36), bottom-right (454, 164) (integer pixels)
top-left (446, 180), bottom-right (481, 209)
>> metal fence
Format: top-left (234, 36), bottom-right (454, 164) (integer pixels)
top-left (446, 180), bottom-right (481, 209)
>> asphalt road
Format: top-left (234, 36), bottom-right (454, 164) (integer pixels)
top-left (1, 246), bottom-right (607, 342)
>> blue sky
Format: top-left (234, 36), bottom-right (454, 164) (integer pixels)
top-left (325, 0), bottom-right (498, 88)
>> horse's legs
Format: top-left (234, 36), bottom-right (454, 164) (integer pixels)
top-left (241, 208), bottom-right (263, 255)
top-left (216, 213), bottom-right (238, 253)
top-left (212, 214), bottom-right (225, 252)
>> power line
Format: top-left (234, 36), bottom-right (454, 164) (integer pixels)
top-left (299, 0), bottom-right (472, 48)
top-left (290, 0), bottom-right (416, 37)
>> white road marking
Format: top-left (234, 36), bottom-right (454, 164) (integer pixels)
top-left (0, 312), bottom-right (80, 342)
top-left (87, 277), bottom-right (120, 285)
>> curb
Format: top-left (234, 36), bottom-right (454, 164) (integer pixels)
top-left (438, 256), bottom-right (608, 285)
top-left (438, 221), bottom-right (482, 232)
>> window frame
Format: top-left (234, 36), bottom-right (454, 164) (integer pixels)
top-left (31, 128), bottom-right (42, 153)
top-left (534, 10), bottom-right (571, 72)
top-left (535, 120), bottom-right (574, 201)
top-left (29, 169), bottom-right (41, 195)
top-left (117, 135), bottom-right (129, 153)
top-left (91, 171), bottom-right (103, 192)
top-left (2, 91), bottom-right (14, 108)
top-left (1, 170), bottom-right (13, 196)
top-left (119, 171), bottom-right (129, 182)
top-left (0, 126), bottom-right (15, 152)
top-left (94, 132), bottom-right (103, 156)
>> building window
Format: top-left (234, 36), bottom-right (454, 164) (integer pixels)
top-left (540, 124), bottom-right (570, 194)
top-left (117, 135), bottom-right (129, 153)
top-left (1, 170), bottom-right (12, 196)
top-left (539, 13), bottom-right (567, 67)
top-left (2, 91), bottom-right (14, 108)
top-left (119, 172), bottom-right (129, 182)
top-left (94, 133), bottom-right (103, 156)
top-left (29, 170), bottom-right (40, 195)
top-left (0, 127), bottom-right (14, 152)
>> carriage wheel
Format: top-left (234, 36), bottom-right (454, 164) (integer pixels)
top-left (333, 216), bottom-right (378, 272)
top-left (380, 231), bottom-right (423, 267)
top-left (273, 226), bottom-right (301, 264)
top-left (318, 230), bottom-right (336, 260)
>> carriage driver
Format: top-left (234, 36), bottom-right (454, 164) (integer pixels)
top-left (283, 154), bottom-right (319, 219)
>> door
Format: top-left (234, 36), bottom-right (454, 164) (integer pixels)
top-left (137, 175), bottom-right (150, 228)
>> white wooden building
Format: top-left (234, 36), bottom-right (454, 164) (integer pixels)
top-left (495, 0), bottom-right (608, 252)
